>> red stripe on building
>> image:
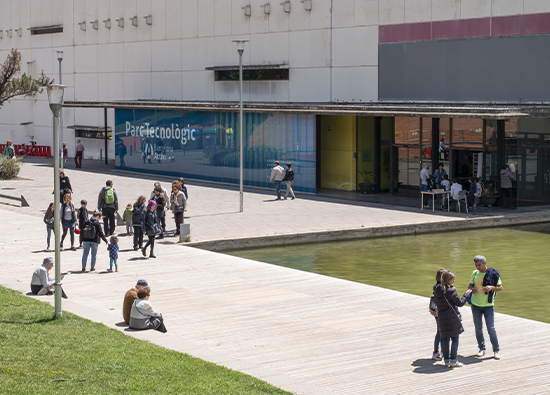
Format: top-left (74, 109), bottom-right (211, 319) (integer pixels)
top-left (379, 12), bottom-right (550, 43)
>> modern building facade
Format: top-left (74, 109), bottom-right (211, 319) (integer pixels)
top-left (1, 1), bottom-right (549, 205)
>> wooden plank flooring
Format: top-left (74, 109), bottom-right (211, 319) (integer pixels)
top-left (2, 207), bottom-right (550, 394)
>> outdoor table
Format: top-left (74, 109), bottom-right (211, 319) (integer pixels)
top-left (421, 190), bottom-right (450, 213)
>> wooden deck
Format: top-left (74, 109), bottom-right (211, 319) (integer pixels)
top-left (2, 207), bottom-right (550, 394)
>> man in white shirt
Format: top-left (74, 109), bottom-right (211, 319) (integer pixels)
top-left (420, 164), bottom-right (431, 208)
top-left (269, 161), bottom-right (285, 200)
top-left (450, 178), bottom-right (463, 202)
top-left (30, 257), bottom-right (67, 298)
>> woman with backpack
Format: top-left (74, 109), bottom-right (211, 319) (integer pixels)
top-left (132, 195), bottom-right (147, 251)
top-left (142, 200), bottom-right (160, 259)
top-left (81, 210), bottom-right (109, 272)
top-left (60, 193), bottom-right (77, 251)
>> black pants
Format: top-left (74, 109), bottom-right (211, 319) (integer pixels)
top-left (158, 209), bottom-right (166, 231)
top-left (501, 187), bottom-right (513, 208)
top-left (31, 284), bottom-right (67, 299)
top-left (143, 235), bottom-right (155, 255)
top-left (61, 227), bottom-right (75, 247)
top-left (102, 207), bottom-right (116, 235)
top-left (174, 212), bottom-right (183, 235)
top-left (133, 225), bottom-right (143, 248)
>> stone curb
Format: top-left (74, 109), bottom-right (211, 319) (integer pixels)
top-left (183, 210), bottom-right (550, 251)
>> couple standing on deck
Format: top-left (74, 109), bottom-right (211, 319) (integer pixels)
top-left (270, 161), bottom-right (296, 201)
top-left (430, 255), bottom-right (502, 368)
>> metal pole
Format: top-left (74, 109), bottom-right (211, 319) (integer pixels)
top-left (239, 50), bottom-right (244, 213)
top-left (104, 108), bottom-right (108, 165)
top-left (58, 59), bottom-right (63, 170)
top-left (53, 115), bottom-right (62, 317)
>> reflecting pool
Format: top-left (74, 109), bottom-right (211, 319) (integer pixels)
top-left (226, 223), bottom-right (550, 324)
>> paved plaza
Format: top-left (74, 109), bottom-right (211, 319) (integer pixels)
top-left (1, 158), bottom-right (550, 394)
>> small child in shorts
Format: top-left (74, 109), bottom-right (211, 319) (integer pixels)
top-left (107, 235), bottom-right (119, 272)
top-left (123, 203), bottom-right (133, 235)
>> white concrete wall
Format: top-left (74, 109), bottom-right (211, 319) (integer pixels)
top-left (0, 0), bottom-right (548, 154)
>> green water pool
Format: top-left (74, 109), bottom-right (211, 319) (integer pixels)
top-left (225, 223), bottom-right (550, 324)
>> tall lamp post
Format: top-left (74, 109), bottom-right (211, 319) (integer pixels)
top-left (47, 84), bottom-right (65, 317)
top-left (232, 39), bottom-right (248, 213)
top-left (56, 50), bottom-right (64, 170)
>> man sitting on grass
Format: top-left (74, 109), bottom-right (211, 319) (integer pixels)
top-left (30, 257), bottom-right (67, 299)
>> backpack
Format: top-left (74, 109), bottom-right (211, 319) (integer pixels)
top-left (104, 188), bottom-right (115, 204)
top-left (81, 220), bottom-right (97, 240)
top-left (427, 177), bottom-right (436, 191)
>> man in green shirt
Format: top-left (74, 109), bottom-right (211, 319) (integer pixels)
top-left (468, 255), bottom-right (503, 360)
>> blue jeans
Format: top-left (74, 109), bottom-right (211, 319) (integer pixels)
top-left (274, 180), bottom-right (282, 199)
top-left (82, 241), bottom-right (98, 269)
top-left (434, 317), bottom-right (441, 353)
top-left (420, 183), bottom-right (428, 205)
top-left (46, 227), bottom-right (54, 248)
top-left (441, 336), bottom-right (459, 362)
top-left (471, 304), bottom-right (499, 352)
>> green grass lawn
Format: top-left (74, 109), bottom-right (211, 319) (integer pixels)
top-left (0, 286), bottom-right (292, 395)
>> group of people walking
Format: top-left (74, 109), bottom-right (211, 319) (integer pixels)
top-left (430, 255), bottom-right (502, 367)
top-left (43, 170), bottom-right (188, 271)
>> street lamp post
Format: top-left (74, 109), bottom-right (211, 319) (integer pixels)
top-left (232, 39), bottom-right (248, 213)
top-left (56, 51), bottom-right (64, 170)
top-left (47, 84), bottom-right (65, 318)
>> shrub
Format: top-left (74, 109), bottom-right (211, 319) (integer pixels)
top-left (0, 156), bottom-right (23, 179)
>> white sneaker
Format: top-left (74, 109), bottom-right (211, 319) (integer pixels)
top-left (450, 361), bottom-right (464, 367)
top-left (444, 360), bottom-right (451, 368)
top-left (476, 349), bottom-right (485, 357)
top-left (494, 351), bottom-right (501, 360)
top-left (432, 351), bottom-right (442, 361)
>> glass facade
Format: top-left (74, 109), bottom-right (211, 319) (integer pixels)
top-left (114, 109), bottom-right (316, 193)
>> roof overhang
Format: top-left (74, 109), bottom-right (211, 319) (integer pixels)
top-left (62, 100), bottom-right (550, 119)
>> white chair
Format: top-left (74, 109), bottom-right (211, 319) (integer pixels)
top-left (456, 190), bottom-right (468, 213)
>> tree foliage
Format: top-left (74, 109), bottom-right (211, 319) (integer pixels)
top-left (0, 49), bottom-right (53, 108)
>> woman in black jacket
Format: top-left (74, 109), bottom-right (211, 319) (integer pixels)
top-left (60, 193), bottom-right (77, 250)
top-left (152, 187), bottom-right (165, 239)
top-left (132, 195), bottom-right (147, 251)
top-left (433, 270), bottom-right (472, 368)
top-left (59, 169), bottom-right (72, 201)
top-left (142, 200), bottom-right (159, 258)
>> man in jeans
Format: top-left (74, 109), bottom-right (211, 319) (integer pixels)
top-left (269, 161), bottom-right (285, 200)
top-left (420, 164), bottom-right (431, 208)
top-left (468, 255), bottom-right (503, 360)
top-left (97, 180), bottom-right (118, 236)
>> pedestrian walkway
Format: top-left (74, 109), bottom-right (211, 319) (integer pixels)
top-left (2, 158), bottom-right (550, 394)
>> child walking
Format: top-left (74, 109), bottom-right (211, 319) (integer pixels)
top-left (123, 203), bottom-right (133, 235)
top-left (107, 235), bottom-right (119, 272)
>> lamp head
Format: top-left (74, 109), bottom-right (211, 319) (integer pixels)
top-left (56, 50), bottom-right (63, 61)
top-left (232, 39), bottom-right (249, 55)
top-left (47, 84), bottom-right (65, 117)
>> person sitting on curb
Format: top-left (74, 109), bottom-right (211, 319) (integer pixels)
top-left (129, 286), bottom-right (167, 333)
top-left (30, 257), bottom-right (67, 299)
top-left (123, 279), bottom-right (149, 325)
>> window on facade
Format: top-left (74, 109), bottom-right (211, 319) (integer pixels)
top-left (215, 69), bottom-right (289, 81)
top-left (29, 24), bottom-right (63, 35)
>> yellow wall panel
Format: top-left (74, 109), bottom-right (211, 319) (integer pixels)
top-left (320, 115), bottom-right (356, 191)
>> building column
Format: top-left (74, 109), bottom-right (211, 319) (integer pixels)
top-left (432, 118), bottom-right (439, 169)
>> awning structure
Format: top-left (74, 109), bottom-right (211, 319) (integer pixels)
top-left (63, 100), bottom-right (550, 119)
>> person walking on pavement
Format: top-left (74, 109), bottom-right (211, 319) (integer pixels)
top-left (282, 162), bottom-right (296, 200)
top-left (59, 169), bottom-right (72, 202)
top-left (132, 195), bottom-right (147, 251)
top-left (81, 210), bottom-right (109, 272)
top-left (75, 139), bottom-right (85, 168)
top-left (142, 200), bottom-right (160, 258)
top-left (468, 255), bottom-right (503, 360)
top-left (97, 180), bottom-right (118, 236)
top-left (149, 182), bottom-right (169, 232)
top-left (4, 140), bottom-right (15, 159)
top-left (270, 161), bottom-right (285, 200)
top-left (500, 164), bottom-right (516, 209)
top-left (152, 187), bottom-right (165, 239)
top-left (170, 181), bottom-right (186, 236)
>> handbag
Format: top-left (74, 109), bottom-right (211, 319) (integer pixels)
top-left (429, 296), bottom-right (438, 317)
top-left (175, 205), bottom-right (185, 213)
top-left (443, 292), bottom-right (462, 322)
